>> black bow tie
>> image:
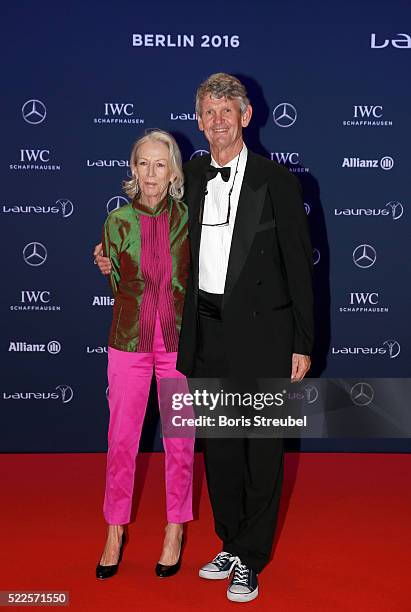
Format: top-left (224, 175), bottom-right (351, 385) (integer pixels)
top-left (205, 165), bottom-right (231, 182)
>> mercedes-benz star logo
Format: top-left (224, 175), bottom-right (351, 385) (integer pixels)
top-left (353, 244), bottom-right (376, 268)
top-left (382, 340), bottom-right (401, 359)
top-left (190, 149), bottom-right (209, 159)
top-left (106, 196), bottom-right (129, 214)
top-left (56, 199), bottom-right (74, 218)
top-left (23, 242), bottom-right (48, 267)
top-left (350, 382), bottom-right (374, 406)
top-left (272, 103), bottom-right (297, 128)
top-left (22, 99), bottom-right (47, 125)
top-left (56, 385), bottom-right (74, 403)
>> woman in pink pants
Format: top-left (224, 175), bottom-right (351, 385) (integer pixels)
top-left (95, 130), bottom-right (194, 580)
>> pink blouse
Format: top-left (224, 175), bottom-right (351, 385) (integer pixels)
top-left (138, 209), bottom-right (179, 352)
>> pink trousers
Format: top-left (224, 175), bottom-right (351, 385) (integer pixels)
top-left (103, 312), bottom-right (194, 525)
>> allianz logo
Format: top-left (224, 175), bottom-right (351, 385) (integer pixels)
top-left (170, 112), bottom-right (196, 120)
top-left (87, 159), bottom-right (130, 167)
top-left (86, 346), bottom-right (108, 354)
top-left (92, 296), bottom-right (114, 306)
top-left (332, 340), bottom-right (400, 359)
top-left (8, 341), bottom-right (61, 354)
top-left (3, 385), bottom-right (73, 403)
top-left (342, 156), bottom-right (394, 170)
top-left (334, 201), bottom-right (403, 220)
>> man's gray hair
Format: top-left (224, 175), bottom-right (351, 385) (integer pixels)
top-left (195, 73), bottom-right (250, 116)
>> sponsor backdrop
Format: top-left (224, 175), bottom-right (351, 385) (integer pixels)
top-left (1, 0), bottom-right (410, 452)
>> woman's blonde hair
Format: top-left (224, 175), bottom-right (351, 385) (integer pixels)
top-left (123, 129), bottom-right (184, 200)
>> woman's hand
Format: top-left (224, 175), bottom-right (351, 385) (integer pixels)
top-left (94, 242), bottom-right (112, 275)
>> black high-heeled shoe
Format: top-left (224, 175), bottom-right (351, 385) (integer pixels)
top-left (155, 534), bottom-right (184, 578)
top-left (96, 531), bottom-right (126, 580)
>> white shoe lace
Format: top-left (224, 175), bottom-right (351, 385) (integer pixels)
top-left (212, 551), bottom-right (235, 569)
top-left (230, 559), bottom-right (250, 586)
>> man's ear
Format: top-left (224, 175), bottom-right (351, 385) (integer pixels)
top-left (241, 104), bottom-right (253, 128)
top-left (197, 112), bottom-right (204, 132)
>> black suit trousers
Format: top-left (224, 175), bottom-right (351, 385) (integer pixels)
top-left (192, 305), bottom-right (284, 573)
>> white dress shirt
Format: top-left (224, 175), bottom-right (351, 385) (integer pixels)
top-left (199, 144), bottom-right (248, 294)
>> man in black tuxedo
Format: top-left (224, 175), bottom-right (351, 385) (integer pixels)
top-left (177, 73), bottom-right (313, 603)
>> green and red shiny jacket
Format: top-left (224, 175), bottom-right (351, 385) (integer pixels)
top-left (102, 195), bottom-right (189, 352)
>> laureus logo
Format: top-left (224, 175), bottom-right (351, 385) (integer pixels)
top-left (334, 200), bottom-right (403, 220)
top-left (2, 385), bottom-right (74, 403)
top-left (382, 340), bottom-right (400, 359)
top-left (56, 199), bottom-right (74, 218)
top-left (385, 201), bottom-right (403, 220)
top-left (1, 199), bottom-right (74, 218)
top-left (332, 340), bottom-right (400, 358)
top-left (303, 384), bottom-right (319, 404)
top-left (56, 385), bottom-right (74, 403)
top-left (370, 33), bottom-right (411, 49)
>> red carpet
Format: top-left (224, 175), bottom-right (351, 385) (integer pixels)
top-left (0, 452), bottom-right (409, 611)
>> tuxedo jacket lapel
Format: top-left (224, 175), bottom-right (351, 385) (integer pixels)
top-left (223, 151), bottom-right (269, 307)
top-left (186, 150), bottom-right (270, 308)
